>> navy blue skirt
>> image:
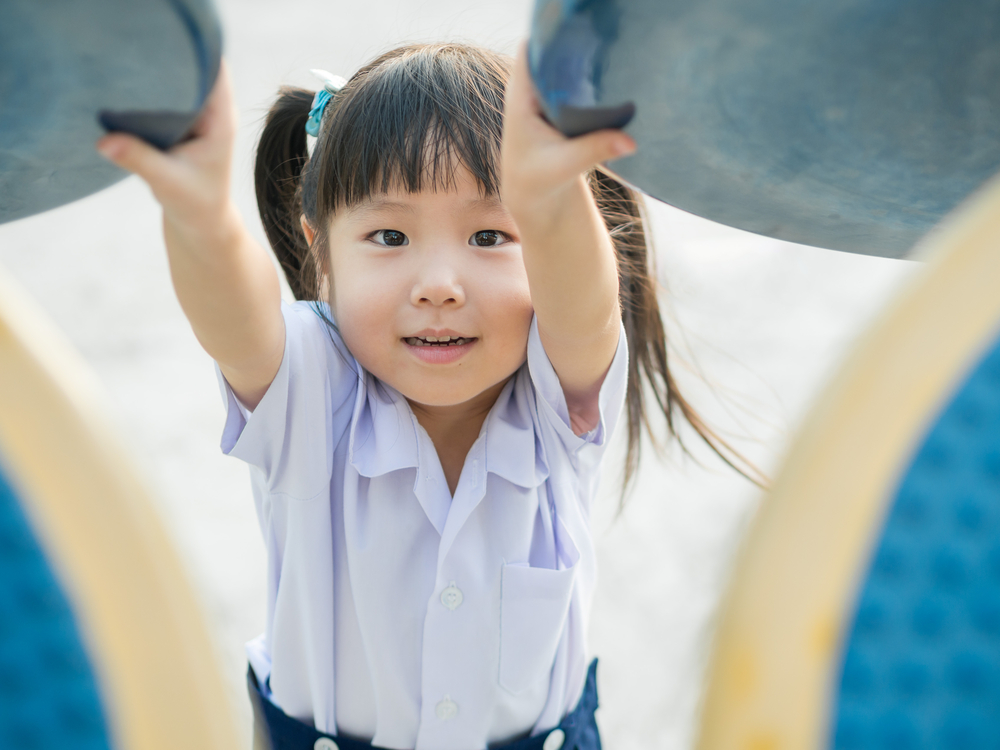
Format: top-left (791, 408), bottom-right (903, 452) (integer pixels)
top-left (248, 660), bottom-right (602, 750)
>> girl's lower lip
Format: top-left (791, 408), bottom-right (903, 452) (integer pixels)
top-left (403, 339), bottom-right (476, 364)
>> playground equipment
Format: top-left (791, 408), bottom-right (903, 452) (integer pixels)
top-left (0, 267), bottom-right (243, 750)
top-left (0, 0), bottom-right (222, 224)
top-left (529, 0), bottom-right (1000, 258)
top-left (1, 0), bottom-right (998, 747)
top-left (530, 1), bottom-right (1000, 746)
top-left (698, 173), bottom-right (1000, 749)
top-left (0, 1), bottom-right (241, 749)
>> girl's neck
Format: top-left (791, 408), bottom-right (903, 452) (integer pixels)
top-left (407, 378), bottom-right (510, 496)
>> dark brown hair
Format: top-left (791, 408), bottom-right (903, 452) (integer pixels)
top-left (254, 42), bottom-right (765, 499)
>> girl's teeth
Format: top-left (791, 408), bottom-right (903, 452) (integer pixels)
top-left (406, 336), bottom-right (471, 347)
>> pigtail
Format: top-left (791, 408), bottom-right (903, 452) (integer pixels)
top-left (254, 87), bottom-right (319, 301)
top-left (589, 169), bottom-right (768, 502)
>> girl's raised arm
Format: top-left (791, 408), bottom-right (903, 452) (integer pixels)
top-left (97, 62), bottom-right (284, 410)
top-left (501, 47), bottom-right (636, 435)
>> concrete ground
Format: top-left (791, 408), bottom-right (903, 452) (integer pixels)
top-left (0, 1), bottom-right (919, 747)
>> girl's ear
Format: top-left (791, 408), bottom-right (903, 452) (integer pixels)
top-left (300, 215), bottom-right (316, 245)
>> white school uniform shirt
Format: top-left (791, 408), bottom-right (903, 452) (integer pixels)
top-left (218, 301), bottom-right (628, 750)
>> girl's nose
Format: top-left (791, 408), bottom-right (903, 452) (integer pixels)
top-left (410, 263), bottom-right (466, 307)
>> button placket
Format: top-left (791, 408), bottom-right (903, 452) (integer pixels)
top-left (420, 442), bottom-right (485, 741)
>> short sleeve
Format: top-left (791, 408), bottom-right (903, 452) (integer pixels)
top-left (525, 315), bottom-right (628, 457)
top-left (216, 300), bottom-right (359, 499)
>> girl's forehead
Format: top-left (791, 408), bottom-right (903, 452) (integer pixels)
top-left (353, 193), bottom-right (501, 211)
top-left (340, 169), bottom-right (507, 220)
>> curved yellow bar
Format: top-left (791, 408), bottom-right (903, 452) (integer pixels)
top-left (0, 266), bottom-right (243, 750)
top-left (696, 171), bottom-right (1000, 749)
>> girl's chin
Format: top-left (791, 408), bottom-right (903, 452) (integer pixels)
top-left (396, 373), bottom-right (518, 412)
top-left (392, 377), bottom-right (491, 410)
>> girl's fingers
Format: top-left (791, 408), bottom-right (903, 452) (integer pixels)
top-left (95, 59), bottom-right (236, 215)
top-left (504, 42), bottom-right (636, 187)
top-left (555, 128), bottom-right (636, 178)
top-left (96, 131), bottom-right (179, 187)
top-left (98, 59), bottom-right (235, 173)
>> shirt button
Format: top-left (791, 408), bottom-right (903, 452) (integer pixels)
top-left (543, 728), bottom-right (566, 750)
top-left (440, 583), bottom-right (464, 610)
top-left (435, 695), bottom-right (458, 720)
top-left (314, 738), bottom-right (339, 750)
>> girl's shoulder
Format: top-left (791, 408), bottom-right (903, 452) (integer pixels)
top-left (523, 316), bottom-right (630, 464)
top-left (282, 299), bottom-right (358, 369)
top-left (284, 298), bottom-right (334, 331)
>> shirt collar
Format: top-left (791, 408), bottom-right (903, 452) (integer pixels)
top-left (348, 367), bottom-right (549, 489)
top-left (348, 373), bottom-right (420, 478)
top-left (483, 370), bottom-right (549, 489)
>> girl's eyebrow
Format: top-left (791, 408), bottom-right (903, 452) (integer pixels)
top-left (346, 200), bottom-right (417, 218)
top-left (468, 196), bottom-right (505, 211)
top-left (346, 196), bottom-right (508, 218)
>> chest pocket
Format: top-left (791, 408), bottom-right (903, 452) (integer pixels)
top-left (498, 518), bottom-right (580, 695)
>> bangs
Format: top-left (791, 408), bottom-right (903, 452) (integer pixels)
top-left (304, 44), bottom-right (510, 219)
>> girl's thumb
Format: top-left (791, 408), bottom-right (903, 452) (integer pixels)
top-left (96, 132), bottom-right (175, 186)
top-left (562, 129), bottom-right (636, 175)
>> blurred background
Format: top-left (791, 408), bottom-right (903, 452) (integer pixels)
top-left (0, 0), bottom-right (920, 747)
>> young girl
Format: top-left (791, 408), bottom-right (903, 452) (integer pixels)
top-left (98, 41), bottom-right (751, 750)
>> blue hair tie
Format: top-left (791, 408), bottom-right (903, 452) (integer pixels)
top-left (305, 69), bottom-right (348, 137)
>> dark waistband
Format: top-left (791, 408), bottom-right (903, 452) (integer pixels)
top-left (248, 660), bottom-right (602, 750)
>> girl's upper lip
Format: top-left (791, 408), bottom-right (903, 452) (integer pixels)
top-left (406, 328), bottom-right (475, 339)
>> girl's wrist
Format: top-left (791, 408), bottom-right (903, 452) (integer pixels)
top-left (164, 200), bottom-right (248, 259)
top-left (506, 175), bottom-right (591, 240)
top-left (158, 160), bottom-right (235, 233)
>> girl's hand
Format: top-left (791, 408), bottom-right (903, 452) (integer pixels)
top-left (96, 60), bottom-right (238, 238)
top-left (501, 45), bottom-right (635, 229)
top-left (501, 44), bottom-right (634, 434)
top-left (97, 60), bottom-right (283, 408)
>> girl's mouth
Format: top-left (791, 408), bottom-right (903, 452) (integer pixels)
top-left (402, 335), bottom-right (477, 364)
top-left (403, 335), bottom-right (476, 347)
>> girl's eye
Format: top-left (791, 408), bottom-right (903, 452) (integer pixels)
top-left (371, 229), bottom-right (408, 247)
top-left (471, 230), bottom-right (507, 247)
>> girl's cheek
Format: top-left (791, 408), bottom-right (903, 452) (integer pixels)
top-left (495, 271), bottom-right (534, 327)
top-left (331, 272), bottom-right (395, 363)
top-left (336, 309), bottom-right (388, 377)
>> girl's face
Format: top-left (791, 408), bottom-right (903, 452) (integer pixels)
top-left (324, 166), bottom-right (533, 408)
